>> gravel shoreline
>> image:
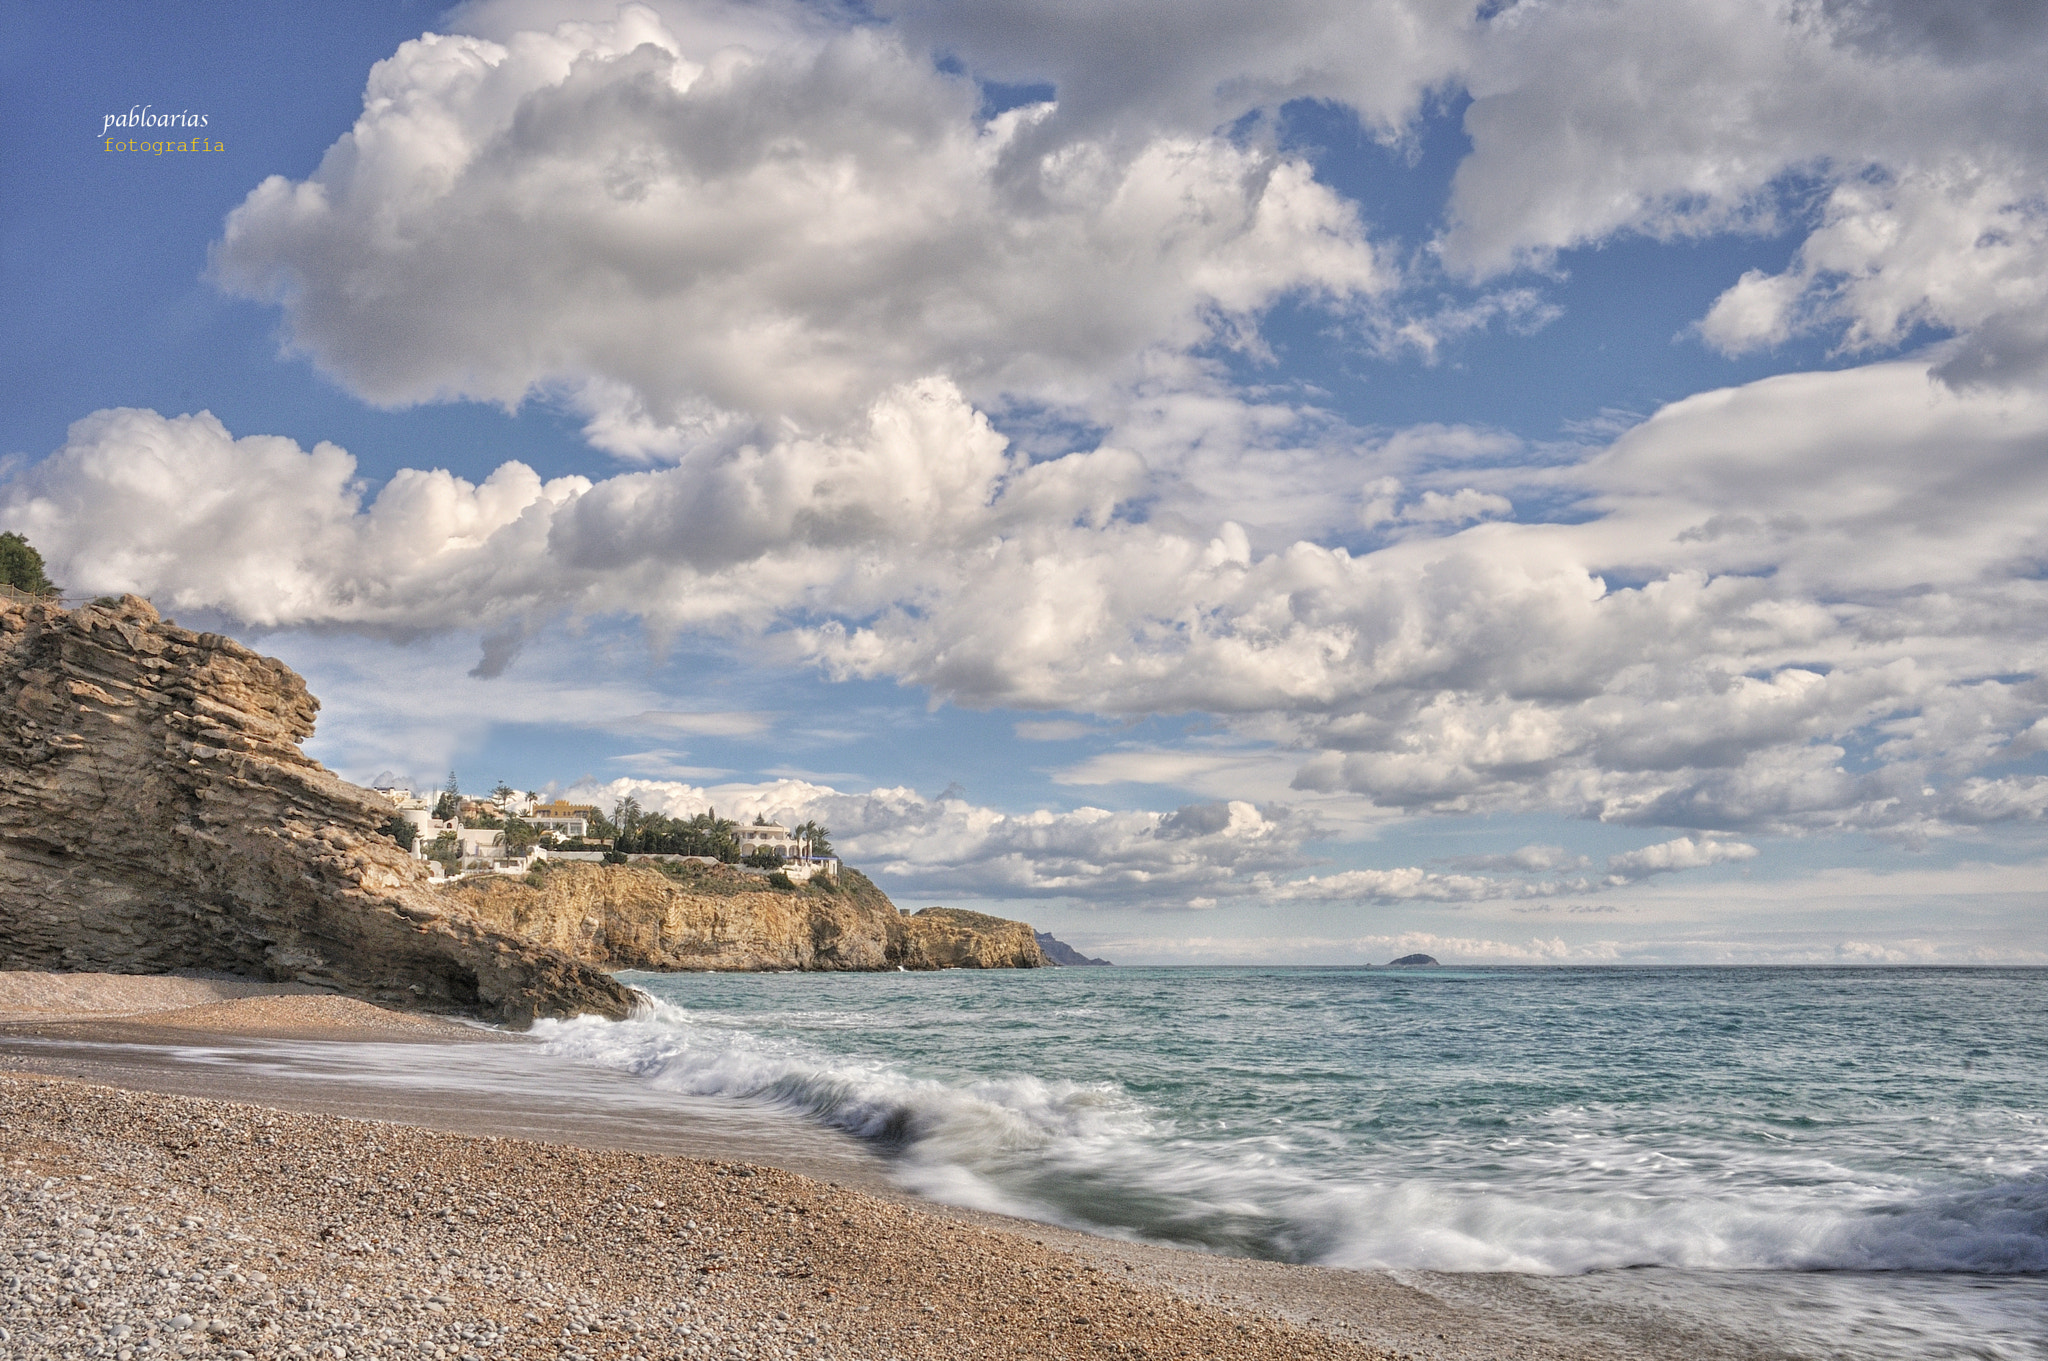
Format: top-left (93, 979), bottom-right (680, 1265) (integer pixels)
top-left (2, 1073), bottom-right (1394, 1361)
top-left (0, 976), bottom-right (1745, 1361)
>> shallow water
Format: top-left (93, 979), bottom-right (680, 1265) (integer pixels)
top-left (532, 965), bottom-right (2047, 1357)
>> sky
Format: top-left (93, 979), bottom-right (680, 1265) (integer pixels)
top-left (4, 0), bottom-right (2045, 965)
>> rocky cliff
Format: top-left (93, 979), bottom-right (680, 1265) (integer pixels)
top-left (0, 596), bottom-right (634, 1025)
top-left (1034, 930), bottom-right (1112, 966)
top-left (441, 863), bottom-right (1047, 972)
top-left (898, 907), bottom-right (1047, 970)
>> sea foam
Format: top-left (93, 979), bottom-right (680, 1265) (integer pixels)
top-left (531, 981), bottom-right (2048, 1277)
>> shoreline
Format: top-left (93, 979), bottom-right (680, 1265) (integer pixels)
top-left (0, 973), bottom-right (1768, 1360)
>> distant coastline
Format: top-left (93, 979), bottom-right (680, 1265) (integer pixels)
top-left (1034, 930), bottom-right (1111, 966)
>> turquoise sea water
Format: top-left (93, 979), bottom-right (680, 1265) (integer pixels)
top-left (533, 966), bottom-right (2048, 1356)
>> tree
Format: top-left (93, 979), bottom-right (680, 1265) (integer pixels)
top-left (0, 533), bottom-right (55, 595)
top-left (426, 831), bottom-right (461, 873)
top-left (491, 782), bottom-right (517, 804)
top-left (791, 820), bottom-right (833, 857)
top-left (384, 814), bottom-right (417, 852)
top-left (433, 771), bottom-right (460, 822)
top-left (611, 795), bottom-right (644, 841)
top-left (611, 808), bottom-right (740, 860)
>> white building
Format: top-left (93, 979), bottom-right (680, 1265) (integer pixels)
top-left (529, 814), bottom-right (589, 838)
top-left (457, 827), bottom-right (507, 861)
top-left (737, 821), bottom-right (804, 859)
top-left (735, 821), bottom-right (839, 877)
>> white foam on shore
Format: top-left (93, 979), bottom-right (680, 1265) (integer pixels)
top-left (531, 1002), bottom-right (2048, 1277)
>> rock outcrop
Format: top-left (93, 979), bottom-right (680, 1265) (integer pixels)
top-left (1386, 953), bottom-right (1440, 967)
top-left (0, 597), bottom-right (634, 1025)
top-left (1034, 930), bottom-right (1111, 966)
top-left (899, 907), bottom-right (1046, 970)
top-left (441, 864), bottom-right (1047, 972)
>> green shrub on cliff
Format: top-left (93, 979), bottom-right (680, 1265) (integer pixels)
top-left (0, 533), bottom-right (56, 596)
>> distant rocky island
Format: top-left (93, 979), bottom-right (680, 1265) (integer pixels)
top-left (1386, 953), bottom-right (1441, 967)
top-left (1035, 931), bottom-right (1111, 966)
top-left (0, 595), bottom-right (1048, 1025)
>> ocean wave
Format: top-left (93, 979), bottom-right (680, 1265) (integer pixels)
top-left (531, 1002), bottom-right (2048, 1276)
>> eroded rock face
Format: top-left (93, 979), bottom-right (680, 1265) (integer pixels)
top-left (0, 597), bottom-right (633, 1026)
top-left (899, 908), bottom-right (1047, 970)
top-left (441, 864), bottom-right (1047, 972)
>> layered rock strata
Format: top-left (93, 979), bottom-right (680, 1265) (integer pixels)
top-left (0, 596), bottom-right (633, 1025)
top-left (897, 906), bottom-right (1047, 970)
top-left (441, 863), bottom-right (1047, 972)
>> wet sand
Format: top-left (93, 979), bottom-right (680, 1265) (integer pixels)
top-left (0, 973), bottom-right (1781, 1360)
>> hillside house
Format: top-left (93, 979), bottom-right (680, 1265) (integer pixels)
top-left (736, 820), bottom-right (840, 878)
top-left (737, 821), bottom-right (804, 859)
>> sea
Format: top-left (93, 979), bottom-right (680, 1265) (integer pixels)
top-left (527, 965), bottom-right (2048, 1360)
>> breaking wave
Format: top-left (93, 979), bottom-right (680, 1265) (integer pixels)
top-left (530, 996), bottom-right (2048, 1277)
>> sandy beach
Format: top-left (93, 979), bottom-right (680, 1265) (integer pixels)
top-left (0, 975), bottom-right (1769, 1361)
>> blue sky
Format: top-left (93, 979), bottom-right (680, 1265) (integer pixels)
top-left (6, 0), bottom-right (2046, 963)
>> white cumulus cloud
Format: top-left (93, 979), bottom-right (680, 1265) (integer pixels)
top-left (562, 776), bottom-right (1310, 901)
top-left (212, 3), bottom-right (1390, 450)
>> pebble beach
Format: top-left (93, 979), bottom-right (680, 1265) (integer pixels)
top-left (0, 1069), bottom-right (1419, 1361)
top-left (0, 976), bottom-right (1738, 1361)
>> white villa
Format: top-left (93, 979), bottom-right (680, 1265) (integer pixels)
top-left (736, 820), bottom-right (840, 881)
top-left (737, 820), bottom-right (805, 859)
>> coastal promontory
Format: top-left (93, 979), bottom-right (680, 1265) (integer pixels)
top-left (0, 595), bottom-right (633, 1025)
top-left (440, 864), bottom-right (1047, 972)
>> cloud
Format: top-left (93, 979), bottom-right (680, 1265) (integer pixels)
top-left (1089, 928), bottom-right (2048, 966)
top-left (12, 350), bottom-right (2048, 841)
top-left (1452, 843), bottom-right (1589, 873)
top-left (1699, 169), bottom-right (2048, 379)
top-left (866, 0), bottom-right (2048, 392)
top-left (1438, 0), bottom-right (2048, 381)
top-left (17, 1), bottom-right (2048, 858)
top-left (1013, 719), bottom-right (1094, 742)
top-left (207, 0), bottom-right (2048, 419)
top-left (1274, 866), bottom-right (1565, 904)
top-left (1270, 835), bottom-right (1754, 905)
top-left (1360, 478), bottom-right (1514, 529)
top-left (1603, 835), bottom-right (1758, 881)
top-left (212, 4), bottom-right (1390, 448)
top-left (0, 407), bottom-right (592, 630)
top-left (605, 749), bottom-right (733, 780)
top-left (628, 710), bottom-right (773, 737)
top-left (562, 775), bottom-right (1310, 900)
top-left (866, 0), bottom-right (1475, 138)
